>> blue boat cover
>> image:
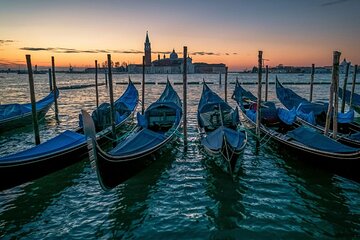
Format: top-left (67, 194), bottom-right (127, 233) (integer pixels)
top-left (276, 78), bottom-right (327, 115)
top-left (338, 109), bottom-right (354, 124)
top-left (83, 80), bottom-right (138, 128)
top-left (287, 126), bottom-right (359, 153)
top-left (110, 80), bottom-right (182, 157)
top-left (198, 83), bottom-right (238, 129)
top-left (339, 87), bottom-right (360, 107)
top-left (278, 107), bottom-right (297, 125)
top-left (296, 108), bottom-right (316, 125)
top-left (109, 128), bottom-right (165, 156)
top-left (201, 126), bottom-right (246, 151)
top-left (0, 89), bottom-right (59, 121)
top-left (232, 81), bottom-right (257, 104)
top-left (0, 130), bottom-right (85, 163)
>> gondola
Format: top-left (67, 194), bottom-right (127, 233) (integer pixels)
top-left (82, 80), bottom-right (182, 190)
top-left (232, 80), bottom-right (360, 169)
top-left (0, 88), bottom-right (59, 132)
top-left (338, 86), bottom-right (360, 114)
top-left (0, 80), bottom-right (138, 191)
top-left (197, 82), bottom-right (247, 175)
top-left (276, 77), bottom-right (360, 148)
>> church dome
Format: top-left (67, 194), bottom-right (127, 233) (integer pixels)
top-left (170, 49), bottom-right (178, 59)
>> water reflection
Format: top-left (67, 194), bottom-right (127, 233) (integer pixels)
top-left (275, 148), bottom-right (360, 238)
top-left (202, 153), bottom-right (246, 237)
top-left (101, 146), bottom-right (176, 238)
top-left (0, 160), bottom-right (86, 238)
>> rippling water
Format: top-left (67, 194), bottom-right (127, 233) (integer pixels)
top-left (0, 73), bottom-right (359, 239)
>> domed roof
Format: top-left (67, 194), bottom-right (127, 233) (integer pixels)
top-left (170, 49), bottom-right (178, 59)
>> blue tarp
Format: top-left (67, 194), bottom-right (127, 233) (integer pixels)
top-left (0, 89), bottom-right (58, 121)
top-left (339, 87), bottom-right (360, 107)
top-left (198, 83), bottom-right (237, 129)
top-left (81, 80), bottom-right (138, 128)
top-left (110, 80), bottom-right (182, 157)
top-left (0, 130), bottom-right (85, 162)
top-left (232, 81), bottom-right (257, 104)
top-left (287, 126), bottom-right (359, 153)
top-left (109, 128), bottom-right (165, 156)
top-left (278, 107), bottom-right (297, 125)
top-left (296, 108), bottom-right (316, 125)
top-left (276, 78), bottom-right (328, 115)
top-left (338, 109), bottom-right (354, 124)
top-left (202, 126), bottom-right (246, 151)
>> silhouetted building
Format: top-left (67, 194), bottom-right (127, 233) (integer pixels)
top-left (144, 31), bottom-right (151, 66)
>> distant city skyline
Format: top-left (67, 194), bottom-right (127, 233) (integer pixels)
top-left (0, 0), bottom-right (359, 70)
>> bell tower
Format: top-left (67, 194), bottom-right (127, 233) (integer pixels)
top-left (144, 31), bottom-right (151, 66)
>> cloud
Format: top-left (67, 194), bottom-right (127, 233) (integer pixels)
top-left (191, 51), bottom-right (219, 56)
top-left (19, 46), bottom-right (236, 57)
top-left (0, 58), bottom-right (25, 66)
top-left (0, 40), bottom-right (15, 46)
top-left (321, 0), bottom-right (351, 6)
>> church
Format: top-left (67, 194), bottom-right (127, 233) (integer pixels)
top-left (128, 32), bottom-right (226, 74)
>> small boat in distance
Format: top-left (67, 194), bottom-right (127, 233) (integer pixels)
top-left (276, 77), bottom-right (360, 148)
top-left (233, 80), bottom-right (360, 173)
top-left (0, 88), bottom-right (59, 132)
top-left (197, 82), bottom-right (247, 175)
top-left (82, 80), bottom-right (182, 190)
top-left (0, 80), bottom-right (138, 191)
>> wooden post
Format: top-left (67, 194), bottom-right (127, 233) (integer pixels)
top-left (341, 62), bottom-right (351, 113)
top-left (107, 54), bottom-right (116, 142)
top-left (51, 56), bottom-right (59, 123)
top-left (219, 72), bottom-right (221, 85)
top-left (105, 67), bottom-right (108, 87)
top-left (350, 65), bottom-right (358, 107)
top-left (183, 46), bottom-right (188, 145)
top-left (225, 66), bottom-right (228, 102)
top-left (142, 56), bottom-right (145, 115)
top-left (309, 64), bottom-right (315, 102)
top-left (48, 68), bottom-right (53, 91)
top-left (324, 51), bottom-right (341, 137)
top-left (333, 54), bottom-right (341, 139)
top-left (95, 60), bottom-right (99, 108)
top-left (26, 55), bottom-right (40, 145)
top-left (256, 51), bottom-right (263, 137)
top-left (265, 65), bottom-right (269, 102)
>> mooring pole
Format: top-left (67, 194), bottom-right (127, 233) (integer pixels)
top-left (95, 60), bottom-right (99, 108)
top-left (256, 51), bottom-right (263, 138)
top-left (341, 62), bottom-right (351, 113)
top-left (333, 54), bottom-right (341, 139)
top-left (265, 65), bottom-right (269, 102)
top-left (225, 66), bottom-right (228, 102)
top-left (310, 64), bottom-right (315, 102)
top-left (26, 55), bottom-right (40, 145)
top-left (48, 68), bottom-right (53, 91)
top-left (51, 56), bottom-right (59, 123)
top-left (105, 67), bottom-right (108, 87)
top-left (324, 51), bottom-right (341, 137)
top-left (183, 46), bottom-right (188, 146)
top-left (107, 54), bottom-right (116, 142)
top-left (350, 65), bottom-right (358, 108)
top-left (142, 56), bottom-right (145, 115)
top-left (219, 72), bottom-right (222, 85)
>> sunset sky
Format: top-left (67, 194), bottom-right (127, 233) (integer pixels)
top-left (0, 0), bottom-right (359, 71)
